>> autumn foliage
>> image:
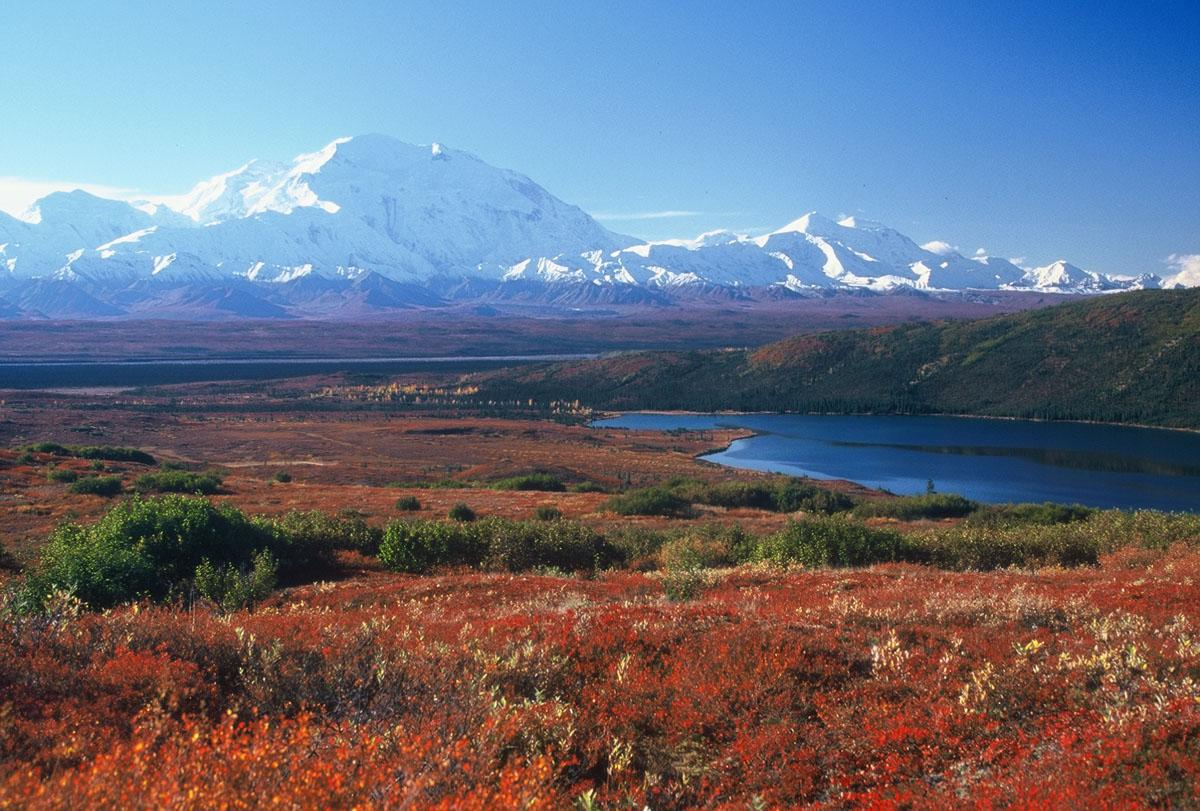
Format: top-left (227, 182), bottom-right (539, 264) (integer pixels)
top-left (3, 547), bottom-right (1200, 807)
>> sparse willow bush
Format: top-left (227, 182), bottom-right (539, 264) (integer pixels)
top-left (23, 442), bottom-right (155, 465)
top-left (23, 495), bottom-right (273, 610)
top-left (46, 467), bottom-right (78, 484)
top-left (853, 493), bottom-right (977, 521)
top-left (259, 510), bottom-right (380, 562)
top-left (533, 505), bottom-right (563, 521)
top-left (916, 510), bottom-right (1200, 571)
top-left (605, 526), bottom-right (671, 564)
top-left (659, 534), bottom-right (737, 570)
top-left (378, 519), bottom-right (485, 574)
top-left (134, 469), bottom-right (223, 495)
top-left (448, 503), bottom-right (477, 522)
top-left (378, 518), bottom-right (618, 574)
top-left (480, 518), bottom-right (619, 573)
top-left (605, 478), bottom-right (852, 517)
top-left (68, 475), bottom-right (124, 497)
top-left (491, 472), bottom-right (566, 492)
top-left (755, 517), bottom-right (912, 568)
top-left (394, 495), bottom-right (422, 512)
top-left (916, 522), bottom-right (1101, 570)
top-left (194, 549), bottom-right (278, 613)
top-left (964, 502), bottom-right (1094, 528)
top-left (603, 487), bottom-right (693, 517)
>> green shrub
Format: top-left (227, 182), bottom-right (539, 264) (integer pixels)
top-left (133, 469), bottom-right (223, 495)
top-left (603, 487), bottom-right (693, 517)
top-left (395, 495), bottom-right (422, 512)
top-left (481, 518), bottom-right (618, 573)
top-left (68, 476), bottom-right (124, 497)
top-left (568, 481), bottom-right (608, 494)
top-left (660, 534), bottom-right (737, 570)
top-left (965, 502), bottom-right (1094, 528)
top-left (662, 566), bottom-right (706, 602)
top-left (378, 517), bottom-right (618, 575)
top-left (379, 519), bottom-right (484, 574)
top-left (272, 471), bottom-right (293, 483)
top-left (534, 505), bottom-right (563, 521)
top-left (24, 495), bottom-right (271, 609)
top-left (24, 443), bottom-right (156, 466)
top-left (256, 510), bottom-right (376, 567)
top-left (606, 526), bottom-right (670, 563)
top-left (46, 468), bottom-right (79, 483)
top-left (916, 523), bottom-right (1099, 570)
top-left (854, 493), bottom-right (978, 521)
top-left (491, 472), bottom-right (565, 492)
top-left (448, 503), bottom-right (477, 522)
top-left (15, 451), bottom-right (34, 465)
top-left (194, 549), bottom-right (278, 612)
top-left (755, 517), bottom-right (912, 568)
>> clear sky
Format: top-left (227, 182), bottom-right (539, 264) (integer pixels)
top-left (1, 0), bottom-right (1197, 275)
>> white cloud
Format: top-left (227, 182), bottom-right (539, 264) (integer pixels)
top-left (592, 209), bottom-right (738, 221)
top-left (0, 177), bottom-right (144, 220)
top-left (1163, 253), bottom-right (1200, 288)
top-left (973, 247), bottom-right (987, 257)
top-left (920, 240), bottom-right (958, 255)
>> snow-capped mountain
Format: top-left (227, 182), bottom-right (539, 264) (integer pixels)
top-left (0, 133), bottom-right (1184, 318)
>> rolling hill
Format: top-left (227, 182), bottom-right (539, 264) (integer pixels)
top-left (473, 289), bottom-right (1200, 428)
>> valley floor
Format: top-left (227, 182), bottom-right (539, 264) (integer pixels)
top-left (1, 374), bottom-right (1197, 807)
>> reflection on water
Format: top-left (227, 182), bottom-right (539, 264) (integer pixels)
top-left (593, 413), bottom-right (1200, 513)
top-left (826, 440), bottom-right (1200, 478)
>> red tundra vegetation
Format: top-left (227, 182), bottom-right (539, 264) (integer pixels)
top-left (2, 548), bottom-right (1198, 807)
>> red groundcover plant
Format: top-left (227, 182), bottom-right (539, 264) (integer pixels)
top-left (2, 549), bottom-right (1199, 807)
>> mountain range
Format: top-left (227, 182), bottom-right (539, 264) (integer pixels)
top-left (0, 134), bottom-right (1188, 319)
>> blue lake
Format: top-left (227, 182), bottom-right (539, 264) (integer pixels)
top-left (594, 413), bottom-right (1200, 512)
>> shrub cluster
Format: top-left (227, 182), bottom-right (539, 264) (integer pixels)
top-left (46, 467), bottom-right (79, 483)
top-left (378, 517), bottom-right (619, 575)
top-left (490, 472), bottom-right (566, 492)
top-left (754, 517), bottom-right (912, 568)
top-left (134, 469), bottom-right (223, 495)
top-left (68, 476), bottom-right (124, 497)
top-left (22, 442), bottom-right (156, 465)
top-left (853, 493), bottom-right (978, 521)
top-left (21, 496), bottom-right (344, 611)
top-left (604, 478), bottom-right (855, 517)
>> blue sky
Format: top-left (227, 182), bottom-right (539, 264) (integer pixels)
top-left (1, 0), bottom-right (1196, 275)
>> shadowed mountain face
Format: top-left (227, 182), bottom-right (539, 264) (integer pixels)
top-left (0, 134), bottom-right (1183, 320)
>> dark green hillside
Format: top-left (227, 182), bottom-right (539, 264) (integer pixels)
top-left (474, 289), bottom-right (1200, 428)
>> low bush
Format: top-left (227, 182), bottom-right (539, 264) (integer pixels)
top-left (448, 503), bottom-right (477, 522)
top-left (534, 505), bottom-right (563, 521)
top-left (378, 519), bottom-right (485, 574)
top-left (46, 468), bottom-right (79, 484)
top-left (755, 517), bottom-right (912, 568)
top-left (272, 471), bottom-right (293, 483)
top-left (854, 493), bottom-right (978, 521)
top-left (23, 442), bottom-right (156, 465)
top-left (68, 476), bottom-right (124, 497)
top-left (965, 502), bottom-right (1095, 528)
top-left (605, 478), bottom-right (853, 517)
top-left (568, 481), bottom-right (608, 494)
top-left (603, 487), bottom-right (693, 517)
top-left (659, 534), bottom-right (738, 570)
top-left (257, 510), bottom-right (378, 566)
top-left (194, 549), bottom-right (278, 612)
top-left (917, 523), bottom-right (1100, 570)
top-left (378, 517), bottom-right (619, 575)
top-left (134, 470), bottom-right (223, 495)
top-left (491, 472), bottom-right (565, 492)
top-left (394, 495), bottom-right (422, 512)
top-left (24, 495), bottom-right (272, 609)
